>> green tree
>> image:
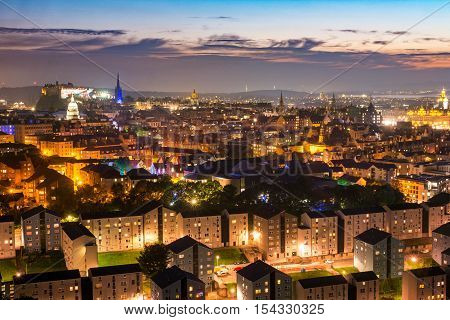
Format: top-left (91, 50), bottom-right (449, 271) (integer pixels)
top-left (137, 243), bottom-right (170, 278)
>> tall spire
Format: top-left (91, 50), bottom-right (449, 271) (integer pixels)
top-left (278, 90), bottom-right (284, 114)
top-left (115, 72), bottom-right (123, 104)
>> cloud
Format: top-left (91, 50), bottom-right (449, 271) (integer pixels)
top-left (385, 30), bottom-right (408, 35)
top-left (0, 27), bottom-right (125, 36)
top-left (419, 37), bottom-right (450, 43)
top-left (327, 29), bottom-right (378, 34)
top-left (373, 40), bottom-right (389, 45)
top-left (91, 38), bottom-right (179, 57)
top-left (159, 30), bottom-right (182, 33)
top-left (189, 16), bottom-right (234, 20)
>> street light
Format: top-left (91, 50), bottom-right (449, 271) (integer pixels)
top-left (216, 255), bottom-right (220, 266)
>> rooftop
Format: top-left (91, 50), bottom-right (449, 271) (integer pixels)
top-left (298, 275), bottom-right (347, 289)
top-left (167, 235), bottom-right (210, 254)
top-left (62, 222), bottom-right (95, 240)
top-left (350, 271), bottom-right (379, 282)
top-left (89, 264), bottom-right (141, 277)
top-left (355, 228), bottom-right (391, 245)
top-left (14, 270), bottom-right (81, 285)
top-left (151, 266), bottom-right (203, 289)
top-left (237, 260), bottom-right (283, 282)
top-left (409, 266), bottom-right (446, 279)
top-left (432, 222), bottom-right (450, 237)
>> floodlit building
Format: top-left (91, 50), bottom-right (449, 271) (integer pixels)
top-left (300, 211), bottom-right (338, 257)
top-left (296, 275), bottom-right (348, 300)
top-left (402, 266), bottom-right (447, 300)
top-left (431, 222), bottom-right (450, 265)
top-left (346, 271), bottom-right (379, 300)
top-left (384, 203), bottom-right (423, 240)
top-left (0, 215), bottom-right (15, 260)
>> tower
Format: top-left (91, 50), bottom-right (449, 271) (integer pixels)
top-left (66, 95), bottom-right (80, 120)
top-left (278, 90), bottom-right (284, 114)
top-left (438, 88), bottom-right (448, 110)
top-left (115, 73), bottom-right (123, 104)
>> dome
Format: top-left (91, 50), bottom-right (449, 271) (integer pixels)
top-left (66, 95), bottom-right (80, 120)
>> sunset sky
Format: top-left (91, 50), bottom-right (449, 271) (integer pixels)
top-left (0, 0), bottom-right (449, 92)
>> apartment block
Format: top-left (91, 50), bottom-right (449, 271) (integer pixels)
top-left (61, 222), bottom-right (98, 276)
top-left (89, 264), bottom-right (143, 300)
top-left (346, 271), bottom-right (379, 300)
top-left (297, 226), bottom-right (312, 258)
top-left (129, 200), bottom-right (163, 244)
top-left (300, 211), bottom-right (338, 257)
top-left (431, 222), bottom-right (450, 265)
top-left (354, 228), bottom-right (404, 279)
top-left (150, 266), bottom-right (205, 300)
top-left (0, 215), bottom-right (15, 259)
top-left (13, 270), bottom-right (82, 300)
top-left (167, 235), bottom-right (214, 287)
top-left (296, 275), bottom-right (348, 300)
top-left (21, 206), bottom-right (61, 253)
top-left (81, 211), bottom-right (143, 252)
top-left (222, 209), bottom-right (249, 246)
top-left (384, 203), bottom-right (423, 240)
top-left (177, 211), bottom-right (223, 248)
top-left (14, 123), bottom-right (53, 144)
top-left (336, 206), bottom-right (387, 253)
top-left (402, 266), bottom-right (447, 300)
top-left (236, 260), bottom-right (292, 300)
top-left (422, 193), bottom-right (450, 236)
top-left (252, 210), bottom-right (298, 261)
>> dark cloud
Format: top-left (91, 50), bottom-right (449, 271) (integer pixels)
top-left (91, 38), bottom-right (178, 56)
top-left (419, 37), bottom-right (450, 42)
top-left (189, 16), bottom-right (234, 20)
top-left (0, 27), bottom-right (125, 36)
top-left (159, 30), bottom-right (182, 33)
top-left (327, 29), bottom-right (378, 34)
top-left (385, 30), bottom-right (408, 35)
top-left (373, 40), bottom-right (389, 45)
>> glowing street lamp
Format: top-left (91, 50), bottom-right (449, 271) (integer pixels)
top-left (216, 255), bottom-right (220, 266)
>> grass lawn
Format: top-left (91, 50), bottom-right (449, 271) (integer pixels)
top-left (380, 278), bottom-right (402, 300)
top-left (213, 247), bottom-right (248, 266)
top-left (98, 250), bottom-right (141, 267)
top-left (24, 253), bottom-right (67, 274)
top-left (0, 258), bottom-right (18, 281)
top-left (288, 269), bottom-right (332, 281)
top-left (333, 266), bottom-right (359, 275)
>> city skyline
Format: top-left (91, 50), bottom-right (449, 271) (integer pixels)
top-left (0, 0), bottom-right (449, 92)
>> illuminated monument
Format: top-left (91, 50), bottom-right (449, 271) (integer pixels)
top-left (437, 88), bottom-right (448, 110)
top-left (66, 95), bottom-right (80, 120)
top-left (189, 89), bottom-right (199, 105)
top-left (115, 73), bottom-right (123, 104)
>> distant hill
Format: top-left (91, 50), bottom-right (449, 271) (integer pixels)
top-left (0, 86), bottom-right (41, 105)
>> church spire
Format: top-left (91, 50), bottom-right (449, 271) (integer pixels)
top-left (278, 90), bottom-right (284, 114)
top-left (115, 72), bottom-right (123, 104)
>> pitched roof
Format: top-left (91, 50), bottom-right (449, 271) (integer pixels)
top-left (409, 266), bottom-right (446, 278)
top-left (350, 271), bottom-right (379, 282)
top-left (167, 235), bottom-right (210, 254)
top-left (386, 203), bottom-right (422, 211)
top-left (14, 270), bottom-right (81, 285)
top-left (0, 215), bottom-right (14, 223)
top-left (298, 275), bottom-right (347, 289)
top-left (340, 206), bottom-right (386, 216)
top-left (237, 260), bottom-right (284, 282)
top-left (80, 210), bottom-right (133, 220)
top-left (151, 266), bottom-right (203, 289)
top-left (127, 168), bottom-right (157, 180)
top-left (304, 210), bottom-right (338, 219)
top-left (432, 222), bottom-right (450, 237)
top-left (426, 193), bottom-right (450, 207)
top-left (355, 228), bottom-right (391, 245)
top-left (128, 200), bottom-right (161, 216)
top-left (89, 264), bottom-right (141, 277)
top-left (62, 222), bottom-right (95, 240)
top-left (21, 205), bottom-right (61, 220)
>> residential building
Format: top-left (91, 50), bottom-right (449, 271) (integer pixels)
top-left (61, 222), bottom-right (98, 276)
top-left (222, 209), bottom-right (249, 246)
top-left (128, 200), bottom-right (163, 245)
top-left (0, 153), bottom-right (34, 187)
top-left (81, 211), bottom-right (143, 252)
top-left (297, 225), bottom-right (312, 258)
top-left (354, 228), bottom-right (404, 279)
top-left (88, 264), bottom-right (143, 300)
top-left (300, 211), bottom-right (338, 257)
top-left (236, 260), bottom-right (292, 300)
top-left (422, 193), bottom-right (450, 236)
top-left (336, 206), bottom-right (387, 253)
top-left (431, 222), bottom-right (450, 265)
top-left (252, 209), bottom-right (298, 261)
top-left (150, 266), bottom-right (205, 300)
top-left (0, 215), bottom-right (15, 259)
top-left (177, 210), bottom-right (223, 248)
top-left (402, 266), bottom-right (447, 300)
top-left (167, 235), bottom-right (214, 287)
top-left (13, 270), bottom-right (82, 300)
top-left (21, 206), bottom-right (61, 252)
top-left (296, 275), bottom-right (348, 300)
top-left (384, 203), bottom-right (423, 240)
top-left (14, 123), bottom-right (53, 144)
top-left (346, 271), bottom-right (379, 300)
top-left (392, 175), bottom-right (449, 203)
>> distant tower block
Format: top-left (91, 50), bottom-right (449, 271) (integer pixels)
top-left (66, 95), bottom-right (80, 120)
top-left (115, 73), bottom-right (123, 104)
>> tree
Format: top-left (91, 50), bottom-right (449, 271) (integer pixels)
top-left (137, 243), bottom-right (170, 278)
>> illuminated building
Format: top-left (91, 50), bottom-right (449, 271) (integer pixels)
top-left (402, 266), bottom-right (447, 300)
top-left (222, 209), bottom-right (248, 246)
top-left (347, 271), bottom-right (379, 300)
top-left (13, 270), bottom-right (82, 300)
top-left (189, 89), bottom-right (199, 105)
top-left (296, 275), bottom-right (348, 300)
top-left (39, 136), bottom-right (74, 157)
top-left (237, 260), bottom-right (292, 300)
top-left (252, 210), bottom-right (298, 261)
top-left (14, 123), bottom-right (53, 144)
top-left (61, 222), bottom-right (98, 276)
top-left (0, 132), bottom-right (14, 143)
top-left (422, 193), bottom-right (450, 236)
top-left (66, 95), bottom-right (80, 120)
top-left (406, 107), bottom-right (450, 129)
top-left (361, 101), bottom-right (382, 125)
top-left (354, 228), bottom-right (404, 279)
top-left (0, 215), bottom-right (15, 260)
top-left (431, 222), bottom-right (450, 266)
top-left (384, 203), bottom-right (423, 240)
top-left (300, 211), bottom-right (338, 257)
top-left (115, 73), bottom-right (123, 104)
top-left (437, 88), bottom-right (448, 110)
top-left (176, 211), bottom-right (223, 248)
top-left (21, 206), bottom-right (61, 253)
top-left (89, 264), bottom-right (143, 300)
top-left (392, 175), bottom-right (449, 203)
top-left (336, 206), bottom-right (387, 253)
top-left (167, 235), bottom-right (214, 288)
top-left (150, 266), bottom-right (205, 300)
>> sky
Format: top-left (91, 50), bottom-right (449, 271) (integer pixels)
top-left (0, 0), bottom-right (449, 92)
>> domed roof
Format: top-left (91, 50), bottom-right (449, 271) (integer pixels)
top-left (68, 95), bottom-right (78, 108)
